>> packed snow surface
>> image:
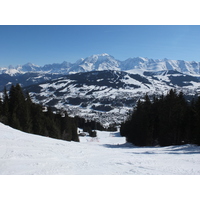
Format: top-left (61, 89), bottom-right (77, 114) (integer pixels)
top-left (0, 123), bottom-right (200, 175)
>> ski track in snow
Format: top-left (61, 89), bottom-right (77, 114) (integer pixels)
top-left (0, 123), bottom-right (200, 175)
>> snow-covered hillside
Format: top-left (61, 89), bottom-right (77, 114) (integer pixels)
top-left (0, 122), bottom-right (200, 175)
top-left (25, 70), bottom-right (200, 126)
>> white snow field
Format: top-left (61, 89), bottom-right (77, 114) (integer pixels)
top-left (0, 122), bottom-right (200, 175)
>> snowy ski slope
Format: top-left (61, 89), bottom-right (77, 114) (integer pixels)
top-left (0, 122), bottom-right (200, 175)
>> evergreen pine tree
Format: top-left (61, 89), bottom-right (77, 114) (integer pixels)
top-left (30, 103), bottom-right (45, 136)
top-left (2, 87), bottom-right (9, 124)
top-left (24, 91), bottom-right (33, 132)
top-left (0, 96), bottom-right (2, 115)
top-left (8, 84), bottom-right (30, 131)
top-left (192, 97), bottom-right (200, 145)
top-left (0, 95), bottom-right (2, 120)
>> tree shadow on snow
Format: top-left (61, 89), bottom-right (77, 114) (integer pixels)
top-left (102, 143), bottom-right (135, 149)
top-left (163, 144), bottom-right (200, 155)
top-left (102, 143), bottom-right (200, 154)
top-left (126, 144), bottom-right (200, 155)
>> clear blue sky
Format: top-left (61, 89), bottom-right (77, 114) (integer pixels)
top-left (1, 25), bottom-right (200, 67)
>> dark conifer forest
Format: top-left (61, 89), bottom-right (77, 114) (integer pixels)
top-left (0, 84), bottom-right (110, 142)
top-left (0, 84), bottom-right (80, 142)
top-left (120, 89), bottom-right (200, 146)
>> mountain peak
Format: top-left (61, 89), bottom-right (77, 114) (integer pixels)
top-left (98, 53), bottom-right (110, 56)
top-left (88, 53), bottom-right (111, 58)
top-left (88, 53), bottom-right (114, 59)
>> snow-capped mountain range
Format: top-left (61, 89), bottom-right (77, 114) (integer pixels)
top-left (1, 53), bottom-right (200, 75)
top-left (1, 53), bottom-right (200, 126)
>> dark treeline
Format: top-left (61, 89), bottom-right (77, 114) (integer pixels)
top-left (0, 84), bottom-right (79, 142)
top-left (120, 89), bottom-right (200, 146)
top-left (0, 84), bottom-right (115, 142)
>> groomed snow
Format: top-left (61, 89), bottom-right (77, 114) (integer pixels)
top-left (0, 122), bottom-right (200, 175)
